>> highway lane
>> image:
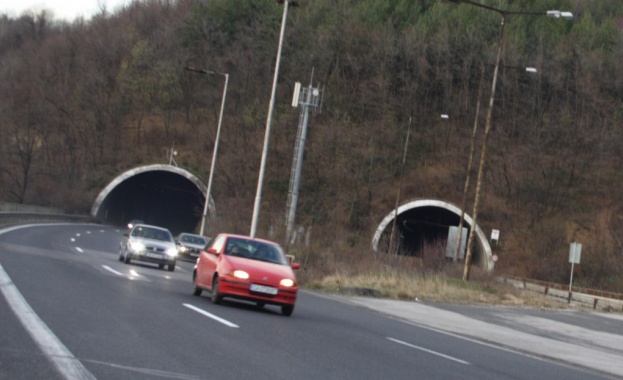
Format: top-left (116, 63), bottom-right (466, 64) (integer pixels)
top-left (0, 224), bottom-right (610, 379)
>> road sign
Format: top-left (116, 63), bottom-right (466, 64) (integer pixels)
top-left (569, 242), bottom-right (582, 264)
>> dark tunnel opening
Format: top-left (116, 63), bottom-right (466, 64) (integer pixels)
top-left (94, 170), bottom-right (206, 235)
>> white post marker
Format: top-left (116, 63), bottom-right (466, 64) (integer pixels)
top-left (568, 242), bottom-right (582, 293)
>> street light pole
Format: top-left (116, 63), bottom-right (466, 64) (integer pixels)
top-left (250, 0), bottom-right (296, 238)
top-left (448, 0), bottom-right (573, 280)
top-left (184, 66), bottom-right (229, 237)
top-left (388, 116), bottom-right (412, 256)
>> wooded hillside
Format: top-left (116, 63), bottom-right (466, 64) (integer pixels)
top-left (1, 0), bottom-right (622, 291)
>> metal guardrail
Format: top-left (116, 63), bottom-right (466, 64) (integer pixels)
top-left (0, 212), bottom-right (93, 226)
top-left (0, 202), bottom-right (64, 214)
top-left (501, 276), bottom-right (623, 312)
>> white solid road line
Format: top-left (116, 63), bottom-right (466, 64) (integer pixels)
top-left (183, 303), bottom-right (239, 328)
top-left (387, 337), bottom-right (471, 365)
top-left (0, 263), bottom-right (97, 380)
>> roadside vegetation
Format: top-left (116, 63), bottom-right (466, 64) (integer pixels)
top-left (292, 239), bottom-right (575, 309)
top-left (1, 0), bottom-right (623, 294)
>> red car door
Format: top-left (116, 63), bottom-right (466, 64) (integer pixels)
top-left (197, 234), bottom-right (224, 289)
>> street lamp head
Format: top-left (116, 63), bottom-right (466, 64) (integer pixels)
top-left (547, 10), bottom-right (574, 19)
top-left (441, 114), bottom-right (450, 119)
top-left (525, 67), bottom-right (537, 73)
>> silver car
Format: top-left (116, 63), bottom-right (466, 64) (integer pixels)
top-left (119, 224), bottom-right (177, 271)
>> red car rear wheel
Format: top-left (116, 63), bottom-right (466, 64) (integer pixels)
top-left (192, 274), bottom-right (202, 296)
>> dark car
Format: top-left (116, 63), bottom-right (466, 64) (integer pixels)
top-left (119, 224), bottom-right (177, 271)
top-left (175, 233), bottom-right (209, 261)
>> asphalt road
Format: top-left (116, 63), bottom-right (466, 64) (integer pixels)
top-left (0, 224), bottom-right (618, 379)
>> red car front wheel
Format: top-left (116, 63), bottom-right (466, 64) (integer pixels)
top-left (281, 304), bottom-right (294, 316)
top-left (211, 277), bottom-right (223, 304)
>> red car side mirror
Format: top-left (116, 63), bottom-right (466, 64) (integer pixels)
top-left (207, 247), bottom-right (219, 255)
top-left (291, 262), bottom-right (301, 270)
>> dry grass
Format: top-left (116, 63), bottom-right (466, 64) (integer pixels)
top-left (305, 270), bottom-right (570, 309)
top-left (298, 240), bottom-right (574, 310)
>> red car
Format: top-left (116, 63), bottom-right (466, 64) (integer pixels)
top-left (193, 233), bottom-right (300, 316)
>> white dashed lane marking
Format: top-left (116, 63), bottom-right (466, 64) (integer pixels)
top-left (183, 303), bottom-right (239, 328)
top-left (387, 337), bottom-right (470, 365)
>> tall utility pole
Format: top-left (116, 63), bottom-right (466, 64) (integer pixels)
top-left (447, 0), bottom-right (573, 281)
top-left (285, 74), bottom-right (323, 244)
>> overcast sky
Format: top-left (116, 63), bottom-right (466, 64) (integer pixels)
top-left (0, 0), bottom-right (129, 21)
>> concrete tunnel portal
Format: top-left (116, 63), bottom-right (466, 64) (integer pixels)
top-left (91, 166), bottom-right (493, 270)
top-left (91, 164), bottom-right (213, 235)
top-left (372, 199), bottom-right (494, 271)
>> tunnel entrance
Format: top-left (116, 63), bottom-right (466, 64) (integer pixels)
top-left (372, 199), bottom-right (494, 271)
top-left (90, 164), bottom-right (213, 236)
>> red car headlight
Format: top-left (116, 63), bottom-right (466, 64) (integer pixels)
top-left (280, 279), bottom-right (295, 287)
top-left (232, 270), bottom-right (249, 280)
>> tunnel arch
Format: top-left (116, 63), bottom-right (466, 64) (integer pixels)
top-left (90, 164), bottom-right (213, 235)
top-left (372, 199), bottom-right (494, 271)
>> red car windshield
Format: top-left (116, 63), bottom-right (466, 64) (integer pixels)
top-left (224, 238), bottom-right (288, 265)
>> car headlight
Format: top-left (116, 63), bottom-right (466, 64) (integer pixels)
top-left (280, 279), bottom-right (295, 287)
top-left (233, 270), bottom-right (249, 279)
top-left (178, 246), bottom-right (188, 253)
top-left (166, 247), bottom-right (178, 257)
top-left (129, 241), bottom-right (145, 251)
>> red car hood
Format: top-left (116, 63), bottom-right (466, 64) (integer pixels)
top-left (226, 256), bottom-right (296, 281)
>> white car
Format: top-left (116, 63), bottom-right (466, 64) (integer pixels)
top-left (119, 224), bottom-right (178, 271)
